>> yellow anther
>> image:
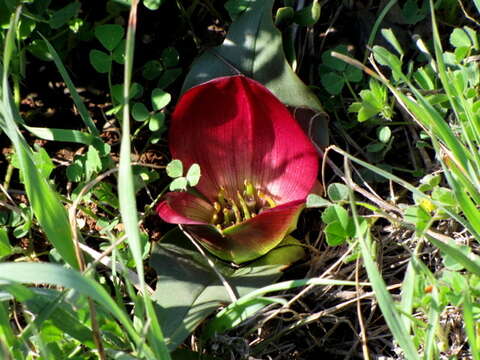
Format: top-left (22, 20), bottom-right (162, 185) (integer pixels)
top-left (236, 191), bottom-right (251, 220)
top-left (244, 180), bottom-right (255, 198)
top-left (258, 191), bottom-right (276, 208)
top-left (211, 213), bottom-right (219, 224)
top-left (213, 201), bottom-right (221, 213)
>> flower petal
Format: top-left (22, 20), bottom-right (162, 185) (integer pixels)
top-left (169, 76), bottom-right (319, 203)
top-left (186, 200), bottom-right (305, 263)
top-left (157, 192), bottom-right (213, 225)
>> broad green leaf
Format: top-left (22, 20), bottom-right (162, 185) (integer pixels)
top-left (89, 49), bottom-right (112, 74)
top-left (166, 159), bottom-right (183, 178)
top-left (150, 229), bottom-right (283, 350)
top-left (181, 0), bottom-right (327, 146)
top-left (95, 24), bottom-right (124, 51)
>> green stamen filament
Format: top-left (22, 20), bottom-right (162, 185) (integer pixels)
top-left (222, 208), bottom-right (231, 226)
top-left (236, 191), bottom-right (251, 220)
top-left (211, 181), bottom-right (276, 229)
top-left (228, 197), bottom-right (242, 224)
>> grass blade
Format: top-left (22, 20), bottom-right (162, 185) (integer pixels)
top-left (119, 1), bottom-right (171, 358)
top-left (0, 262), bottom-right (140, 346)
top-left (1, 8), bottom-right (78, 269)
top-left (40, 34), bottom-right (100, 136)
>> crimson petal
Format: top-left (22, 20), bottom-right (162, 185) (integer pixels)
top-left (157, 192), bottom-right (213, 225)
top-left (169, 76), bottom-right (319, 203)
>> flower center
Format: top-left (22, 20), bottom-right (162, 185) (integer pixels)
top-left (211, 180), bottom-right (276, 229)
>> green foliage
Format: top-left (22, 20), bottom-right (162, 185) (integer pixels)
top-left (166, 159), bottom-right (201, 191)
top-left (89, 24), bottom-right (125, 73)
top-left (319, 44), bottom-right (363, 95)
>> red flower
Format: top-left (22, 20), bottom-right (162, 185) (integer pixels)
top-left (157, 76), bottom-right (319, 263)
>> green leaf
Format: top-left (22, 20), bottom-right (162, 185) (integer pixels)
top-left (112, 39), bottom-right (126, 64)
top-left (321, 45), bottom-right (349, 71)
top-left (322, 205), bottom-right (349, 228)
top-left (306, 194), bottom-right (331, 208)
top-left (162, 47), bottom-right (179, 68)
top-left (381, 28), bottom-right (404, 57)
top-left (327, 183), bottom-right (349, 202)
top-left (157, 68), bottom-right (182, 89)
top-left (49, 2), bottom-right (81, 29)
top-left (324, 221), bottom-right (349, 246)
top-left (41, 36), bottom-right (99, 135)
top-left (0, 228), bottom-right (12, 258)
top-left (182, 0), bottom-right (327, 146)
top-left (321, 72), bottom-right (344, 95)
top-left (185, 164), bottom-right (201, 187)
top-left (377, 126), bottom-right (391, 143)
top-left (24, 125), bottom-right (97, 145)
top-left (89, 49), bottom-right (112, 74)
top-left (151, 88), bottom-right (171, 111)
top-left (142, 60), bottom-right (163, 80)
top-left (148, 113), bottom-right (165, 132)
top-left (344, 65), bottom-right (363, 83)
top-left (449, 28), bottom-right (472, 49)
top-left (132, 102), bottom-right (150, 122)
top-left (95, 24), bottom-right (124, 52)
top-left (150, 229), bottom-right (283, 350)
top-left (169, 177), bottom-right (188, 191)
top-left (293, 0), bottom-right (320, 26)
top-left (143, 0), bottom-right (165, 10)
top-left (166, 159), bottom-right (183, 178)
top-left (32, 147), bottom-right (55, 179)
top-left (85, 146), bottom-right (102, 179)
top-left (0, 262), bottom-right (139, 344)
top-left (225, 0), bottom-right (254, 20)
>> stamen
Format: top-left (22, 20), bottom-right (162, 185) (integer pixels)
top-left (211, 213), bottom-right (219, 224)
top-left (213, 201), bottom-right (221, 213)
top-left (236, 191), bottom-right (251, 220)
top-left (258, 191), bottom-right (276, 208)
top-left (228, 197), bottom-right (242, 224)
top-left (222, 208), bottom-right (231, 226)
top-left (244, 180), bottom-right (255, 198)
top-left (218, 187), bottom-right (227, 207)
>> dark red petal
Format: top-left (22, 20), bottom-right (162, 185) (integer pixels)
top-left (186, 200), bottom-right (305, 263)
top-left (169, 76), bottom-right (319, 203)
top-left (157, 192), bottom-right (213, 225)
